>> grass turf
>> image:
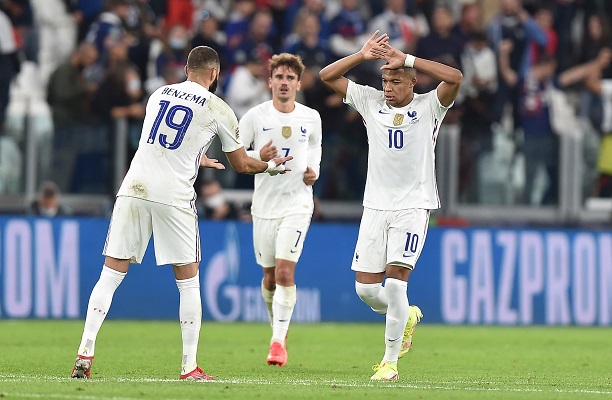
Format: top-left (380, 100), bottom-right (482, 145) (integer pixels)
top-left (0, 320), bottom-right (611, 399)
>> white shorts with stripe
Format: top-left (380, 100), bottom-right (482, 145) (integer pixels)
top-left (351, 207), bottom-right (430, 273)
top-left (103, 196), bottom-right (200, 265)
top-left (252, 213), bottom-right (312, 268)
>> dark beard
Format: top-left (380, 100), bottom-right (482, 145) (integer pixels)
top-left (209, 76), bottom-right (218, 94)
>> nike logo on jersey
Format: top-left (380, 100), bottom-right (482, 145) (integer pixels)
top-left (378, 110), bottom-right (390, 114)
top-left (263, 127), bottom-right (273, 131)
top-left (290, 249), bottom-right (298, 253)
top-left (403, 252), bottom-right (412, 257)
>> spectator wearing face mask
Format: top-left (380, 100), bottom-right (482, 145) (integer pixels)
top-left (197, 179), bottom-right (239, 220)
top-left (155, 23), bottom-right (190, 79)
top-left (29, 181), bottom-right (73, 217)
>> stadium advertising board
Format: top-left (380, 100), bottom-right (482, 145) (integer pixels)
top-left (0, 217), bottom-right (609, 325)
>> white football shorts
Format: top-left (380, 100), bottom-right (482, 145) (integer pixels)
top-left (252, 213), bottom-right (312, 267)
top-left (103, 196), bottom-right (200, 265)
top-left (351, 207), bottom-right (430, 273)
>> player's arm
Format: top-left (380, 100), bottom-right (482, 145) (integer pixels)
top-left (320, 30), bottom-right (389, 98)
top-left (225, 146), bottom-right (292, 175)
top-left (304, 114), bottom-right (322, 186)
top-left (378, 44), bottom-right (463, 107)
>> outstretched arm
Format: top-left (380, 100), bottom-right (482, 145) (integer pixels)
top-left (225, 147), bottom-right (292, 175)
top-left (376, 44), bottom-right (463, 107)
top-left (319, 31), bottom-right (389, 98)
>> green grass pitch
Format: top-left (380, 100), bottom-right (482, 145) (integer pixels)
top-left (0, 320), bottom-right (611, 399)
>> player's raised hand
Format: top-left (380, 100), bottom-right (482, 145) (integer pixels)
top-left (303, 166), bottom-right (317, 185)
top-left (200, 155), bottom-right (225, 169)
top-left (359, 31), bottom-right (389, 61)
top-left (259, 139), bottom-right (277, 161)
top-left (267, 156), bottom-right (293, 175)
top-left (379, 43), bottom-right (411, 70)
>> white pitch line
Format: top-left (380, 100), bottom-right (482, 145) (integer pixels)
top-left (0, 375), bottom-right (611, 396)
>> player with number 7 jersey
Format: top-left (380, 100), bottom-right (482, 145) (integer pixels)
top-left (239, 53), bottom-right (322, 367)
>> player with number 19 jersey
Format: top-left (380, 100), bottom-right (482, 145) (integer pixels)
top-left (240, 100), bottom-right (322, 218)
top-left (344, 80), bottom-right (450, 211)
top-left (117, 80), bottom-right (243, 209)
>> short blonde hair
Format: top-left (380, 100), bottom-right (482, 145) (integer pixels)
top-left (269, 53), bottom-right (305, 79)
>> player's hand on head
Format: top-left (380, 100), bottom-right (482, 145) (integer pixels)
top-left (259, 139), bottom-right (277, 162)
top-left (360, 31), bottom-right (389, 61)
top-left (200, 155), bottom-right (226, 170)
top-left (303, 166), bottom-right (317, 185)
top-left (380, 45), bottom-right (408, 70)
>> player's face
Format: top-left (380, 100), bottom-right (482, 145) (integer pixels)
top-left (381, 69), bottom-right (416, 108)
top-left (269, 65), bottom-right (301, 102)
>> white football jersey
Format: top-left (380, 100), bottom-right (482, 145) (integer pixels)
top-left (240, 100), bottom-right (322, 218)
top-left (118, 80), bottom-right (242, 208)
top-left (344, 80), bottom-right (451, 210)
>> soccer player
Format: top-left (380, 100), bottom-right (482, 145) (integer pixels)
top-left (320, 32), bottom-right (462, 380)
top-left (70, 46), bottom-right (291, 381)
top-left (239, 53), bottom-right (322, 366)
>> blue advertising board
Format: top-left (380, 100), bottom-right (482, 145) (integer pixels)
top-left (0, 217), bottom-right (609, 325)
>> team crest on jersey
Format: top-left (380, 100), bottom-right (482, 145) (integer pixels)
top-left (282, 126), bottom-right (292, 138)
top-left (393, 114), bottom-right (404, 126)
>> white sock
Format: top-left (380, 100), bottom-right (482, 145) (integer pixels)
top-left (261, 278), bottom-right (275, 325)
top-left (271, 284), bottom-right (296, 344)
top-left (382, 278), bottom-right (409, 364)
top-left (77, 266), bottom-right (126, 356)
top-left (355, 281), bottom-right (388, 314)
top-left (177, 273), bottom-right (202, 374)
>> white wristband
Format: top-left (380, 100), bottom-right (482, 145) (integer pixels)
top-left (265, 160), bottom-right (276, 173)
top-left (404, 54), bottom-right (416, 68)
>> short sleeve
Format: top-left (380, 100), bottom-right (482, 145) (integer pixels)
top-left (431, 87), bottom-right (452, 120)
top-left (343, 80), bottom-right (380, 116)
top-left (216, 104), bottom-right (243, 153)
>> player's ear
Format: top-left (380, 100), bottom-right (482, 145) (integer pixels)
top-left (296, 80), bottom-right (301, 92)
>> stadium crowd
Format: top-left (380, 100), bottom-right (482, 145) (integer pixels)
top-left (1, 0), bottom-right (611, 216)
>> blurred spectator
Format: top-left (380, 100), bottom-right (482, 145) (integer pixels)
top-left (228, 8), bottom-right (274, 70)
top-left (578, 14), bottom-right (612, 78)
top-left (487, 0), bottom-right (547, 123)
top-left (74, 0), bottom-right (105, 41)
top-left (530, 7), bottom-right (557, 64)
top-left (283, 11), bottom-right (330, 70)
top-left (291, 0), bottom-right (329, 42)
top-left (225, 49), bottom-right (271, 119)
top-left (224, 0), bottom-right (256, 59)
top-left (197, 179), bottom-right (239, 220)
top-left (191, 12), bottom-right (226, 71)
top-left (144, 62), bottom-right (184, 98)
top-left (35, 0), bottom-right (78, 87)
top-left (0, 8), bottom-right (18, 133)
top-left (416, 5), bottom-right (461, 67)
top-left (123, 0), bottom-right (164, 83)
top-left (586, 59), bottom-right (612, 197)
top-left (92, 63), bottom-right (145, 165)
top-left (458, 30), bottom-right (497, 202)
top-left (85, 0), bottom-right (130, 65)
top-left (1, 0), bottom-right (35, 61)
top-left (450, 2), bottom-right (483, 51)
top-left (164, 0), bottom-right (194, 31)
top-left (46, 43), bottom-right (99, 190)
top-left (328, 0), bottom-right (367, 59)
top-left (499, 41), bottom-right (611, 205)
top-left (29, 180), bottom-right (73, 216)
top-left (369, 0), bottom-right (427, 56)
top-left (155, 23), bottom-right (189, 78)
